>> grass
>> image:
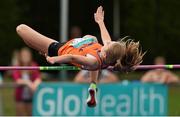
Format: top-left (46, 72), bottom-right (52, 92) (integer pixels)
top-left (0, 88), bottom-right (16, 116)
top-left (0, 72), bottom-right (180, 116)
top-left (168, 86), bottom-right (180, 115)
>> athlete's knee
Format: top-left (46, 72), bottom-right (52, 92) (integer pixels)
top-left (16, 24), bottom-right (28, 33)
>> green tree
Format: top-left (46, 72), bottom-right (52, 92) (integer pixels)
top-left (121, 0), bottom-right (180, 63)
top-left (158, 0), bottom-right (180, 63)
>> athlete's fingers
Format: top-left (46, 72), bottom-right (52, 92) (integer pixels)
top-left (99, 6), bottom-right (103, 13)
top-left (46, 56), bottom-right (55, 64)
top-left (44, 53), bottom-right (48, 57)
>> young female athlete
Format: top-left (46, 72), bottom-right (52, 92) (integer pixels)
top-left (16, 6), bottom-right (145, 107)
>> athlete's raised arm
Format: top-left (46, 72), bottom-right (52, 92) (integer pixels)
top-left (46, 55), bottom-right (99, 70)
top-left (94, 6), bottom-right (112, 45)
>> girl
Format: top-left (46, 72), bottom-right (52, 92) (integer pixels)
top-left (16, 6), bottom-right (145, 107)
top-left (12, 47), bottom-right (41, 115)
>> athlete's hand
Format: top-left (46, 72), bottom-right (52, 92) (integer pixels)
top-left (39, 51), bottom-right (46, 56)
top-left (94, 6), bottom-right (104, 24)
top-left (46, 56), bottom-right (55, 64)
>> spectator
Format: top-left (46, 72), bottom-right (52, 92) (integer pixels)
top-left (141, 56), bottom-right (179, 84)
top-left (12, 47), bottom-right (41, 116)
top-left (70, 26), bottom-right (82, 39)
top-left (74, 70), bottom-right (119, 83)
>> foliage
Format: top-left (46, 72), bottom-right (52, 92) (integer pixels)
top-left (121, 0), bottom-right (180, 64)
top-left (1, 0), bottom-right (180, 65)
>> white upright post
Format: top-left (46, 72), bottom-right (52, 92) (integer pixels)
top-left (60, 0), bottom-right (69, 42)
top-left (59, 0), bottom-right (69, 80)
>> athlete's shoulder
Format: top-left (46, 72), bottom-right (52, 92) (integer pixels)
top-left (83, 35), bottom-right (98, 42)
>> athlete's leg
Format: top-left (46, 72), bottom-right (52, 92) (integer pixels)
top-left (16, 24), bottom-right (57, 54)
top-left (87, 70), bottom-right (99, 107)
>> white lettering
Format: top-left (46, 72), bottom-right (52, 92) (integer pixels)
top-left (139, 88), bottom-right (148, 115)
top-left (37, 88), bottom-right (55, 115)
top-left (101, 95), bottom-right (115, 115)
top-left (117, 95), bottom-right (130, 115)
top-left (81, 88), bottom-right (87, 115)
top-left (132, 88), bottom-right (138, 115)
top-left (64, 95), bottom-right (80, 115)
top-left (150, 87), bottom-right (164, 115)
top-left (57, 89), bottom-right (63, 115)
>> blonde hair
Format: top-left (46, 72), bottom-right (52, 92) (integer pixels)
top-left (114, 37), bottom-right (146, 72)
top-left (104, 42), bottom-right (126, 65)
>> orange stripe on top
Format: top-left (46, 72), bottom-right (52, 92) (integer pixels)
top-left (58, 38), bottom-right (102, 68)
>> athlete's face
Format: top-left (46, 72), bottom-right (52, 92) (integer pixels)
top-left (20, 48), bottom-right (32, 65)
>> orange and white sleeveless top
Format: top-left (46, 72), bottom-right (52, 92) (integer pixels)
top-left (58, 37), bottom-right (103, 68)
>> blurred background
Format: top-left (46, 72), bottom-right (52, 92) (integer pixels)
top-left (0, 0), bottom-right (180, 116)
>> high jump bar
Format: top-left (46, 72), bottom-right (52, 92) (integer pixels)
top-left (0, 64), bottom-right (180, 71)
